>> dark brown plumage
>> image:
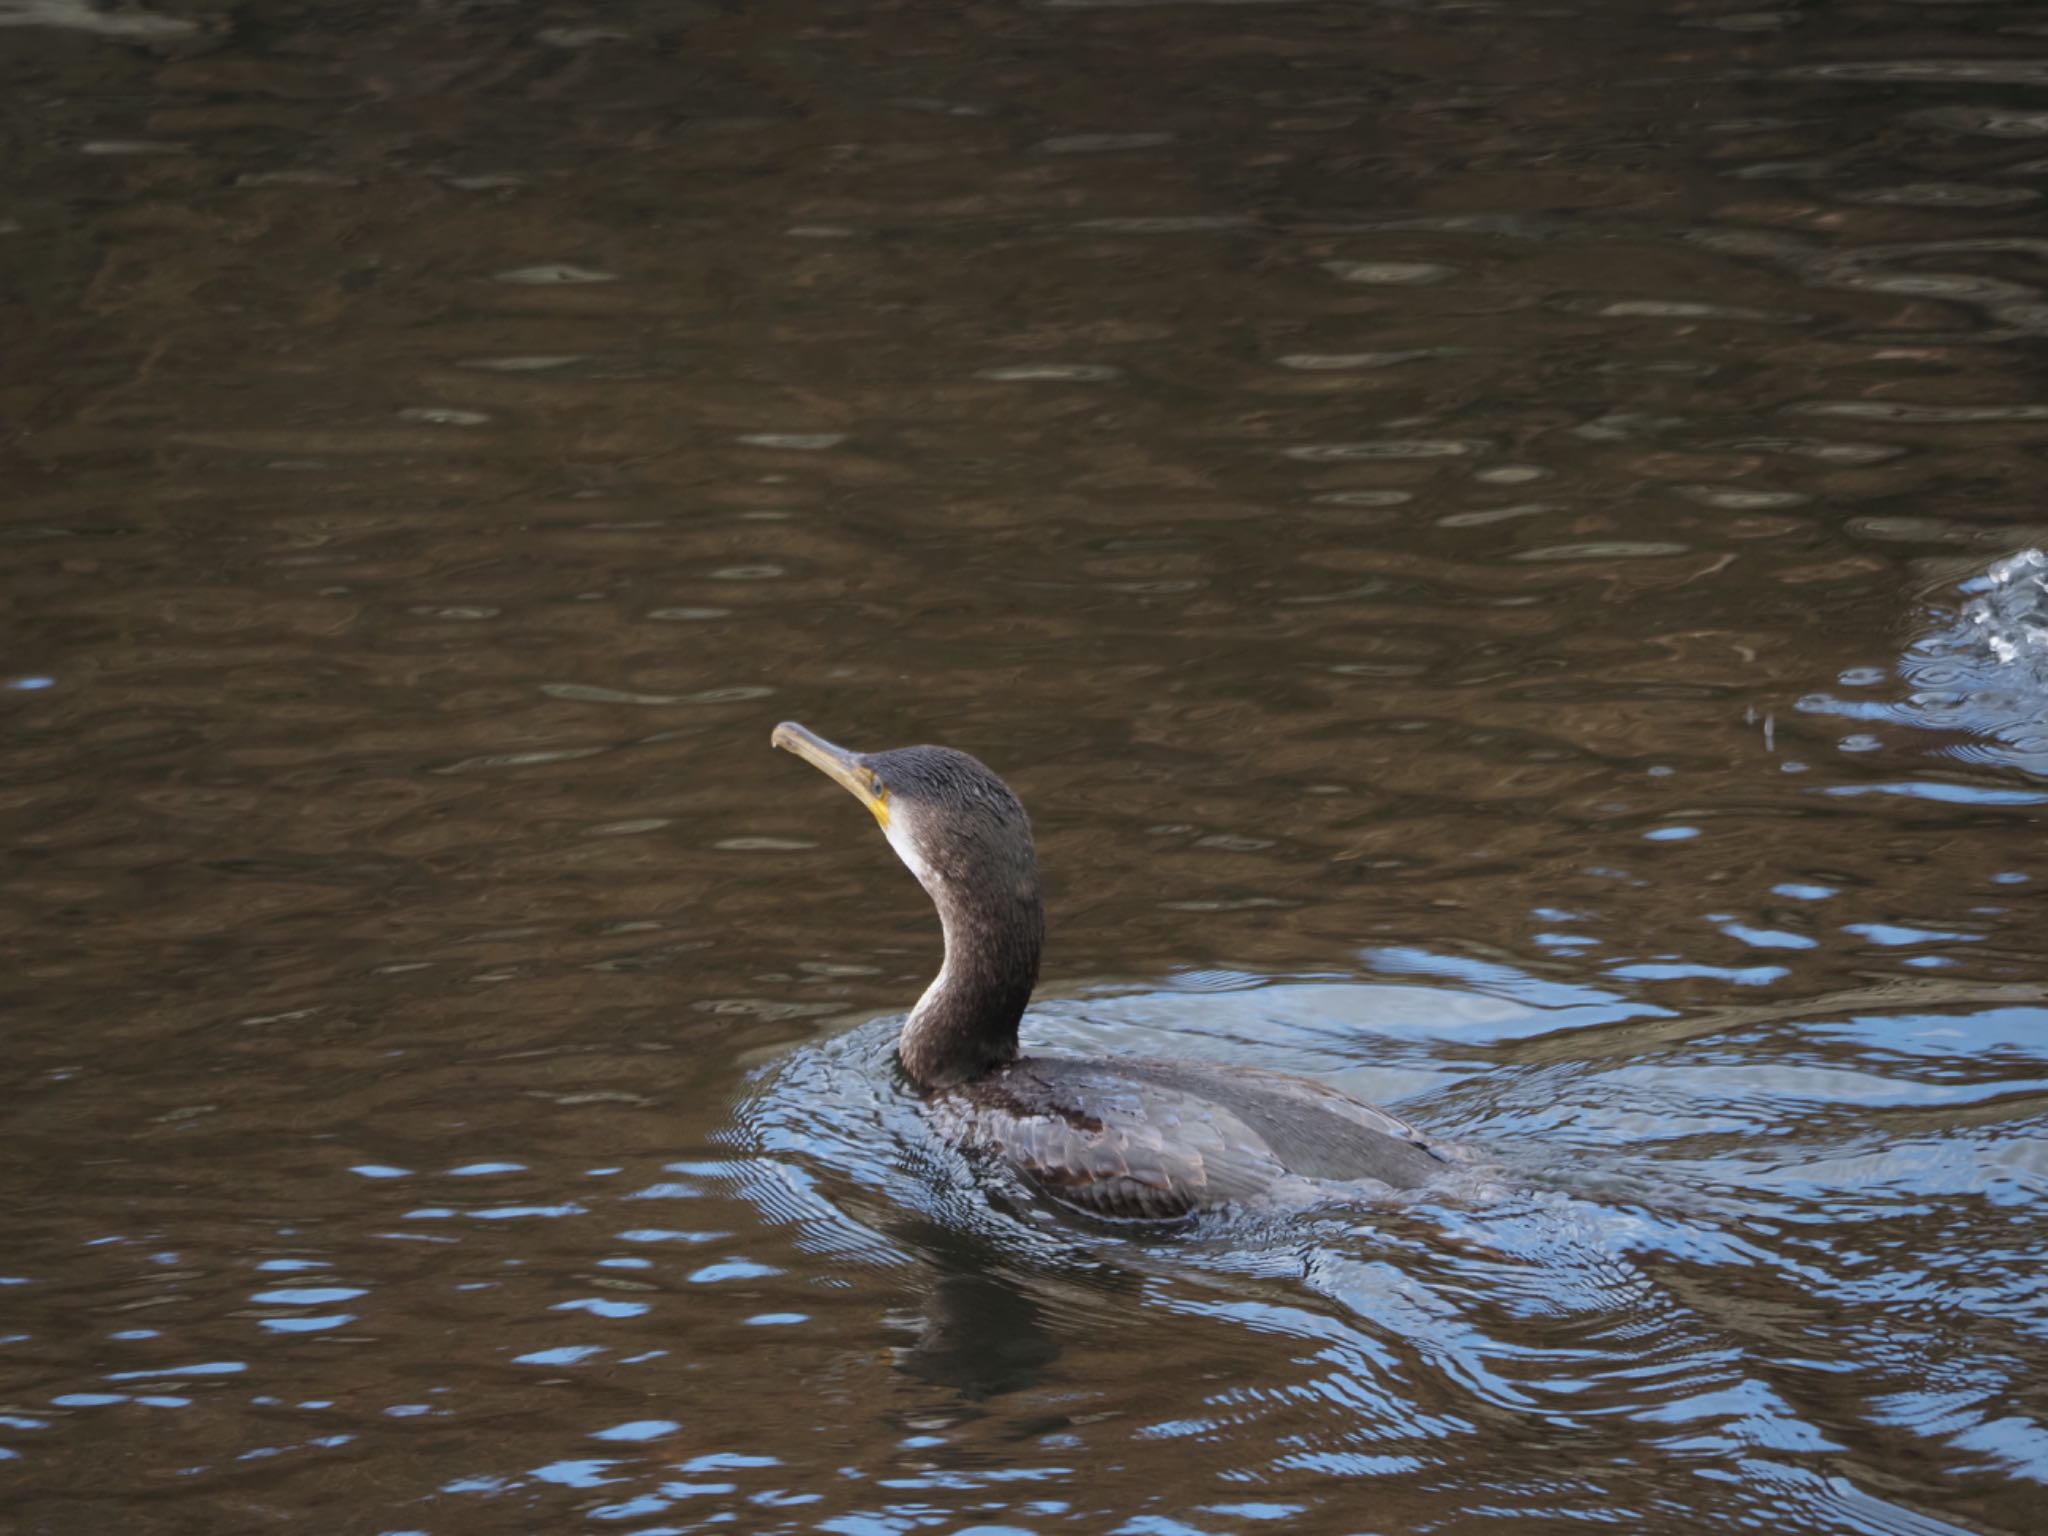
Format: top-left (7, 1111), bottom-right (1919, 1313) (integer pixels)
top-left (937, 1057), bottom-right (1446, 1221)
top-left (772, 722), bottom-right (1452, 1221)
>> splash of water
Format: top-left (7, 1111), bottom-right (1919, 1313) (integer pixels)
top-left (1799, 548), bottom-right (2048, 776)
top-left (1958, 547), bottom-right (2048, 669)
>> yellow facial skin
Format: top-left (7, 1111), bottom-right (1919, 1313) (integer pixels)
top-left (771, 721), bottom-right (892, 829)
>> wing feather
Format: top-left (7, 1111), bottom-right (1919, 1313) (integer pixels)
top-left (934, 1059), bottom-right (1308, 1219)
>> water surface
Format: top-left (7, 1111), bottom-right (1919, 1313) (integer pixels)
top-left (3, 1), bottom-right (2046, 1532)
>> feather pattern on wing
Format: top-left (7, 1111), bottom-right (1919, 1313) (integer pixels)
top-left (932, 1055), bottom-right (1450, 1221)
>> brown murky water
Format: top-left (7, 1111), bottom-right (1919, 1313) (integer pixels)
top-left (4, 1), bottom-right (2047, 1532)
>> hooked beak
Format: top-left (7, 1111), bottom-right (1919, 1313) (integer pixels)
top-left (771, 721), bottom-right (891, 828)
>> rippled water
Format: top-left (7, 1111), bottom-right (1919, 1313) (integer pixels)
top-left (4, 1), bottom-right (2047, 1532)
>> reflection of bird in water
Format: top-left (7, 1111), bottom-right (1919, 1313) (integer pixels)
top-left (891, 1270), bottom-right (1062, 1399)
top-left (772, 723), bottom-right (1456, 1222)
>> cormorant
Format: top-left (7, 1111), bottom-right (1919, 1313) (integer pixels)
top-left (772, 722), bottom-right (1453, 1221)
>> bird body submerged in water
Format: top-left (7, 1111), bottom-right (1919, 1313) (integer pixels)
top-left (772, 722), bottom-right (1453, 1221)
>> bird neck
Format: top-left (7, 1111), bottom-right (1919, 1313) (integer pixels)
top-left (899, 877), bottom-right (1043, 1090)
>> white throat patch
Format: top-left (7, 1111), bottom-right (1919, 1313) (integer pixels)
top-left (882, 809), bottom-right (940, 890)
